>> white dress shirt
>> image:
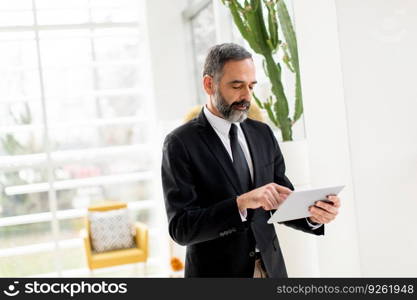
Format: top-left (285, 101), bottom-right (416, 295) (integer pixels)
top-left (203, 105), bottom-right (322, 231)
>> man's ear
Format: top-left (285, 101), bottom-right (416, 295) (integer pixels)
top-left (203, 75), bottom-right (215, 95)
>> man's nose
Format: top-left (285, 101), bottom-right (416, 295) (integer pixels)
top-left (241, 86), bottom-right (252, 100)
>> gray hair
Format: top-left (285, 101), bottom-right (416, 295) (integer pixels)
top-left (203, 43), bottom-right (252, 82)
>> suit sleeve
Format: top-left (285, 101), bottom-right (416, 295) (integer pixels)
top-left (161, 133), bottom-right (246, 246)
top-left (266, 125), bottom-right (325, 236)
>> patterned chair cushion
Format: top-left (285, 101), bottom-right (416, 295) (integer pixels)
top-left (88, 208), bottom-right (135, 253)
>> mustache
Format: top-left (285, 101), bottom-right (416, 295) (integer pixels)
top-left (231, 100), bottom-right (250, 108)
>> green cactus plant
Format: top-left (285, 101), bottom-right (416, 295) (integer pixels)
top-left (221, 0), bottom-right (303, 141)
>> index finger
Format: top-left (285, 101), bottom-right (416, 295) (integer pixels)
top-left (272, 183), bottom-right (292, 195)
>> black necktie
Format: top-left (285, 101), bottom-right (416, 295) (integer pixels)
top-left (229, 124), bottom-right (252, 193)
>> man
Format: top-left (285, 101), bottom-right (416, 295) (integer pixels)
top-left (161, 43), bottom-right (340, 278)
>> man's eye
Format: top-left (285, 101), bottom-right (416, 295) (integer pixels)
top-left (249, 86), bottom-right (254, 90)
top-left (232, 86), bottom-right (241, 89)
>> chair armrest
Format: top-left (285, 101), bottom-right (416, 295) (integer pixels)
top-left (134, 222), bottom-right (148, 259)
top-left (80, 229), bottom-right (93, 268)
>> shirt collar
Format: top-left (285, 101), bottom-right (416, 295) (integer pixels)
top-left (203, 105), bottom-right (240, 136)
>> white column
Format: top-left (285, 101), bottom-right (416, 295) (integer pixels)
top-left (144, 0), bottom-right (195, 276)
top-left (145, 0), bottom-right (195, 122)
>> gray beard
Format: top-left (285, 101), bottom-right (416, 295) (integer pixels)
top-left (213, 89), bottom-right (249, 123)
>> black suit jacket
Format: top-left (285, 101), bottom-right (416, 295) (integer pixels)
top-left (161, 110), bottom-right (324, 278)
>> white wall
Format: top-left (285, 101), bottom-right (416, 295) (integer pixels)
top-left (293, 0), bottom-right (362, 276)
top-left (335, 0), bottom-right (417, 277)
top-left (294, 0), bottom-right (417, 277)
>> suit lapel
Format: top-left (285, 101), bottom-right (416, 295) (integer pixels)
top-left (196, 110), bottom-right (243, 195)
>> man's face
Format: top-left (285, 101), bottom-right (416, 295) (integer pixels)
top-left (211, 58), bottom-right (257, 122)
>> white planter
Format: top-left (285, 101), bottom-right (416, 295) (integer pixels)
top-left (279, 140), bottom-right (311, 187)
top-left (273, 138), bottom-right (321, 277)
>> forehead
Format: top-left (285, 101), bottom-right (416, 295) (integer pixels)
top-left (220, 58), bottom-right (256, 83)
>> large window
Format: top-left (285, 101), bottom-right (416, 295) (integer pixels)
top-left (0, 0), bottom-right (165, 277)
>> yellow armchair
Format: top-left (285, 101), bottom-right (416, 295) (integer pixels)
top-left (81, 201), bottom-right (148, 274)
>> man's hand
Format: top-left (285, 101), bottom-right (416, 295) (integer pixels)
top-left (236, 183), bottom-right (292, 211)
top-left (308, 195), bottom-right (341, 224)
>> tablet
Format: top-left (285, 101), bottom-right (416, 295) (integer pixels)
top-left (267, 185), bottom-right (345, 223)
